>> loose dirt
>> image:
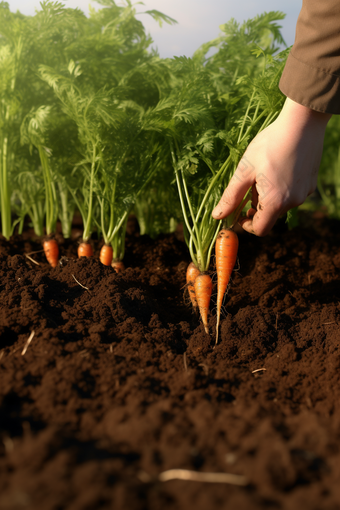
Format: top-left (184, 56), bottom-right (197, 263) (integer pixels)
top-left (1, 217), bottom-right (340, 510)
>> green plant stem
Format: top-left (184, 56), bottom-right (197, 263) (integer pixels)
top-left (31, 202), bottom-right (44, 237)
top-left (170, 142), bottom-right (198, 266)
top-left (195, 154), bottom-right (232, 224)
top-left (57, 181), bottom-right (73, 239)
top-left (0, 37), bottom-right (23, 239)
top-left (106, 171), bottom-right (118, 242)
top-left (0, 134), bottom-right (11, 239)
top-left (38, 145), bottom-right (57, 236)
top-left (82, 145), bottom-right (97, 242)
top-left (206, 220), bottom-right (222, 268)
top-left (237, 89), bottom-right (255, 144)
top-left (111, 214), bottom-right (129, 261)
top-left (181, 169), bottom-right (204, 269)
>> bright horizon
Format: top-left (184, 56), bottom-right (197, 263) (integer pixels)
top-left (7, 0), bottom-right (301, 58)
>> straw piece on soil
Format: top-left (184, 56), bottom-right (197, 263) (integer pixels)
top-left (72, 274), bottom-right (91, 293)
top-left (158, 469), bottom-right (248, 485)
top-left (79, 349), bottom-right (90, 358)
top-left (25, 254), bottom-right (40, 266)
top-left (252, 368), bottom-right (266, 374)
top-left (21, 331), bottom-right (35, 356)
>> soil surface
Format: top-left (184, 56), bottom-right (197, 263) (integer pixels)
top-left (1, 216), bottom-right (340, 510)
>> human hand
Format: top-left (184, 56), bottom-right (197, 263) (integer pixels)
top-left (212, 98), bottom-right (332, 236)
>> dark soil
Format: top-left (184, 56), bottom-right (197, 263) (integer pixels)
top-left (1, 216), bottom-right (340, 510)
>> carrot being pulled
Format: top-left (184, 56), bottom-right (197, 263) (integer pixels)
top-left (215, 228), bottom-right (239, 344)
top-left (43, 238), bottom-right (59, 268)
top-left (78, 242), bottom-right (93, 258)
top-left (186, 262), bottom-right (200, 311)
top-left (194, 273), bottom-right (213, 335)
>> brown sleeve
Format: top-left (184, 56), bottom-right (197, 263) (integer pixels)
top-left (279, 0), bottom-right (340, 114)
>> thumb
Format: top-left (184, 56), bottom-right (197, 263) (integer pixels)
top-left (212, 167), bottom-right (253, 220)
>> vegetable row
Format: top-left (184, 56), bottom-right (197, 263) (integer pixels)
top-left (1, 2), bottom-right (291, 333)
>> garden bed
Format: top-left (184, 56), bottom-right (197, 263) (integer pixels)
top-left (1, 217), bottom-right (340, 510)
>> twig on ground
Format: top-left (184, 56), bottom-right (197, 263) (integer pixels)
top-left (252, 368), bottom-right (266, 374)
top-left (72, 274), bottom-right (91, 293)
top-left (138, 469), bottom-right (248, 486)
top-left (21, 331), bottom-right (35, 355)
top-left (25, 254), bottom-right (40, 266)
top-left (79, 349), bottom-right (90, 358)
top-left (26, 249), bottom-right (44, 255)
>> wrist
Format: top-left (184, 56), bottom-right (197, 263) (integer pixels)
top-left (279, 97), bottom-right (332, 133)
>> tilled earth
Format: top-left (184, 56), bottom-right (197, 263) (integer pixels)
top-left (1, 217), bottom-right (340, 510)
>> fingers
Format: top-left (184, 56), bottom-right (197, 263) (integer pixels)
top-left (239, 194), bottom-right (285, 236)
top-left (239, 211), bottom-right (279, 237)
top-left (212, 162), bottom-right (254, 220)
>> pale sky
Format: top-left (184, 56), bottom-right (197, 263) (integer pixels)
top-left (8, 0), bottom-right (302, 58)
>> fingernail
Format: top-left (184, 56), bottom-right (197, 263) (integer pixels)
top-left (212, 208), bottom-right (222, 218)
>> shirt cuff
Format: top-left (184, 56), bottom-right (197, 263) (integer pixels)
top-left (279, 52), bottom-right (340, 114)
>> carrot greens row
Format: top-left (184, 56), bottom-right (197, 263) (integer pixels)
top-left (0, 1), bottom-right (295, 284)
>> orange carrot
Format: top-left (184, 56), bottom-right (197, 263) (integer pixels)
top-left (78, 242), bottom-right (93, 258)
top-left (100, 244), bottom-right (113, 266)
top-left (111, 260), bottom-right (125, 273)
top-left (186, 262), bottom-right (200, 311)
top-left (43, 238), bottom-right (59, 268)
top-left (194, 273), bottom-right (212, 335)
top-left (215, 228), bottom-right (239, 344)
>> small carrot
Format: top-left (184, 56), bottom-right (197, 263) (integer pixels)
top-left (111, 259), bottom-right (125, 273)
top-left (215, 228), bottom-right (239, 344)
top-left (43, 238), bottom-right (59, 268)
top-left (186, 262), bottom-right (200, 311)
top-left (78, 242), bottom-right (93, 258)
top-left (100, 244), bottom-right (113, 266)
top-left (194, 273), bottom-right (213, 335)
